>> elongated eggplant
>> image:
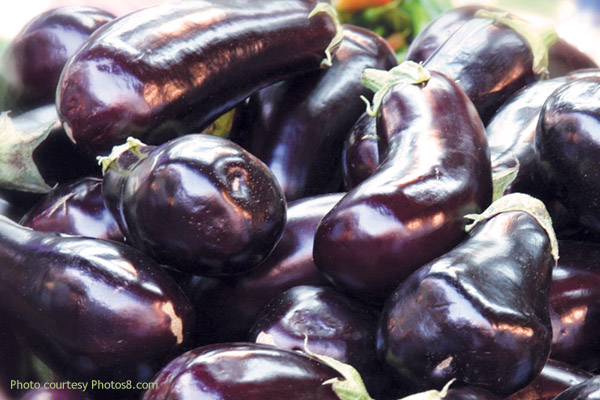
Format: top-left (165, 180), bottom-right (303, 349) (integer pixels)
top-left (313, 62), bottom-right (492, 303)
top-left (508, 359), bottom-right (595, 400)
top-left (143, 343), bottom-right (341, 399)
top-left (536, 76), bottom-right (600, 233)
top-left (342, 112), bottom-right (378, 189)
top-left (550, 240), bottom-right (600, 372)
top-left (418, 9), bottom-right (556, 123)
top-left (57, 0), bottom-right (342, 156)
top-left (0, 6), bottom-right (115, 112)
top-left (249, 285), bottom-right (398, 399)
top-left (0, 216), bottom-right (195, 384)
top-left (186, 193), bottom-right (340, 344)
top-left (20, 177), bottom-right (124, 242)
top-left (230, 24), bottom-right (396, 201)
top-left (377, 195), bottom-right (556, 395)
top-left (102, 134), bottom-right (286, 276)
top-left (552, 376), bottom-right (600, 399)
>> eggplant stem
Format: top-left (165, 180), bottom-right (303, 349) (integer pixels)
top-left (97, 137), bottom-right (147, 174)
top-left (309, 2), bottom-right (344, 67)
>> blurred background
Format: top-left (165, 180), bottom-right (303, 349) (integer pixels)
top-left (1, 0), bottom-right (599, 63)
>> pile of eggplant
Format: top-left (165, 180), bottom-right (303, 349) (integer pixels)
top-left (2, 0), bottom-right (600, 399)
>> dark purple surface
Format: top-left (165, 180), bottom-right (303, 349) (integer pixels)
top-left (1, 6), bottom-right (114, 112)
top-left (378, 211), bottom-right (554, 395)
top-left (20, 177), bottom-right (124, 242)
top-left (142, 343), bottom-right (341, 400)
top-left (0, 216), bottom-right (195, 384)
top-left (186, 193), bottom-right (340, 344)
top-left (230, 25), bottom-right (397, 201)
top-left (56, 0), bottom-right (339, 156)
top-left (313, 71), bottom-right (492, 303)
top-left (551, 376), bottom-right (600, 400)
top-left (342, 112), bottom-right (379, 190)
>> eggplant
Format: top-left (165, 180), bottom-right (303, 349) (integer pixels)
top-left (552, 376), bottom-right (600, 400)
top-left (508, 359), bottom-right (595, 400)
top-left (536, 76), bottom-right (600, 233)
top-left (550, 240), bottom-right (600, 372)
top-left (57, 0), bottom-right (342, 156)
top-left (186, 193), bottom-right (340, 344)
top-left (142, 343), bottom-right (341, 399)
top-left (342, 112), bottom-right (378, 189)
top-left (377, 196), bottom-right (556, 395)
top-left (249, 285), bottom-right (398, 399)
top-left (0, 215), bottom-right (195, 385)
top-left (0, 6), bottom-right (115, 113)
top-left (229, 24), bottom-right (396, 201)
top-left (313, 62), bottom-right (492, 303)
top-left (20, 177), bottom-right (124, 242)
top-left (0, 322), bottom-right (31, 399)
top-left (101, 134), bottom-right (286, 276)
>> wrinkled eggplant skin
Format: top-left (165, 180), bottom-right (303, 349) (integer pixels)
top-left (0, 216), bottom-right (195, 384)
top-left (143, 343), bottom-right (341, 400)
top-left (112, 134), bottom-right (286, 276)
top-left (536, 77), bottom-right (600, 233)
top-left (20, 177), bottom-right (124, 242)
top-left (342, 112), bottom-right (379, 189)
top-left (230, 25), bottom-right (396, 201)
top-left (552, 376), bottom-right (600, 400)
top-left (13, 105), bottom-right (99, 186)
top-left (378, 211), bottom-right (554, 395)
top-left (186, 194), bottom-right (340, 344)
top-left (57, 0), bottom-right (338, 156)
top-left (549, 240), bottom-right (600, 372)
top-left (314, 71), bottom-right (492, 303)
top-left (249, 285), bottom-right (398, 399)
top-left (1, 6), bottom-right (114, 113)
top-left (507, 359), bottom-right (595, 400)
top-left (422, 16), bottom-right (537, 124)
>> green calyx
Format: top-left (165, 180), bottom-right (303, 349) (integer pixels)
top-left (309, 2), bottom-right (345, 68)
top-left (361, 61), bottom-right (430, 117)
top-left (97, 136), bottom-right (148, 174)
top-left (474, 9), bottom-right (558, 77)
top-left (464, 192), bottom-right (559, 263)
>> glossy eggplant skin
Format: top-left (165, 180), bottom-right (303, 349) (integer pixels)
top-left (57, 0), bottom-right (339, 156)
top-left (549, 240), bottom-right (600, 372)
top-left (313, 71), bottom-right (492, 303)
top-left (143, 343), bottom-right (341, 399)
top-left (536, 77), bottom-right (600, 233)
top-left (507, 359), bottom-right (595, 400)
top-left (377, 210), bottom-right (554, 395)
top-left (20, 177), bottom-right (124, 242)
top-left (230, 25), bottom-right (396, 201)
top-left (186, 194), bottom-right (340, 344)
top-left (1, 7), bottom-right (114, 113)
top-left (249, 285), bottom-right (395, 398)
top-left (552, 376), bottom-right (600, 400)
top-left (13, 105), bottom-right (99, 187)
top-left (342, 112), bottom-right (378, 189)
top-left (0, 216), bottom-right (195, 384)
top-left (105, 134), bottom-right (286, 276)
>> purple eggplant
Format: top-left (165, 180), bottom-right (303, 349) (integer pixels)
top-left (249, 285), bottom-right (398, 399)
top-left (342, 112), bottom-right (378, 189)
top-left (142, 342), bottom-right (341, 399)
top-left (0, 6), bottom-right (114, 113)
top-left (186, 193), bottom-right (340, 344)
top-left (536, 76), bottom-right (600, 233)
top-left (377, 199), bottom-right (556, 395)
top-left (0, 322), bottom-right (31, 399)
top-left (20, 177), bottom-right (124, 242)
top-left (0, 215), bottom-right (195, 385)
top-left (313, 62), bottom-right (492, 303)
top-left (550, 240), bottom-right (600, 372)
top-left (102, 134), bottom-right (286, 276)
top-left (551, 376), bottom-right (600, 399)
top-left (508, 359), bottom-right (595, 400)
top-left (230, 24), bottom-right (396, 201)
top-left (57, 0), bottom-right (342, 156)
